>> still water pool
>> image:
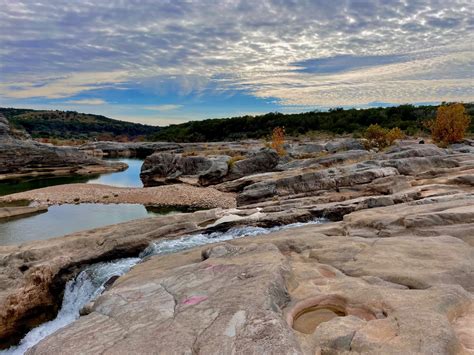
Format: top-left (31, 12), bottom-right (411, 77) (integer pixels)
top-left (0, 158), bottom-right (144, 196)
top-left (0, 203), bottom-right (188, 245)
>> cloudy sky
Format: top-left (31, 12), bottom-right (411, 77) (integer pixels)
top-left (0, 0), bottom-right (473, 125)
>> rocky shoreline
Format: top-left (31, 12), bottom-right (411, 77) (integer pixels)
top-left (0, 112), bottom-right (473, 353)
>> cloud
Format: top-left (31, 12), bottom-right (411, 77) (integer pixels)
top-left (144, 104), bottom-right (182, 111)
top-left (0, 71), bottom-right (128, 99)
top-left (65, 98), bottom-right (107, 105)
top-left (0, 0), bottom-right (472, 110)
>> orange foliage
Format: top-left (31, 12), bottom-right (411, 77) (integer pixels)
top-left (271, 126), bottom-right (286, 156)
top-left (428, 103), bottom-right (470, 146)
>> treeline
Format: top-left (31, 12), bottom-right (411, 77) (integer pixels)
top-left (150, 103), bottom-right (474, 142)
top-left (2, 104), bottom-right (473, 143)
top-left (0, 108), bottom-right (161, 141)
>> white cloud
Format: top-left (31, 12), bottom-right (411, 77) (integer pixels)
top-left (0, 71), bottom-right (128, 99)
top-left (65, 98), bottom-right (107, 105)
top-left (0, 0), bottom-right (472, 107)
top-left (143, 104), bottom-right (182, 111)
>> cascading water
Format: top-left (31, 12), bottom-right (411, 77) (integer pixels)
top-left (140, 220), bottom-right (325, 258)
top-left (3, 218), bottom-right (325, 354)
top-left (2, 258), bottom-right (140, 355)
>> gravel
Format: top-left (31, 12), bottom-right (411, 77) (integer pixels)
top-left (0, 183), bottom-right (237, 209)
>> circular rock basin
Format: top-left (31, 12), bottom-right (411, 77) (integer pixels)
top-left (292, 305), bottom-right (346, 334)
top-left (286, 295), bottom-right (377, 335)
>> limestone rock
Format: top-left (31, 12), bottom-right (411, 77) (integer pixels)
top-left (0, 115), bottom-right (124, 179)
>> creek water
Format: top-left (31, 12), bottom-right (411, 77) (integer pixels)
top-left (0, 158), bottom-right (144, 196)
top-left (2, 219), bottom-right (326, 354)
top-left (0, 203), bottom-right (193, 245)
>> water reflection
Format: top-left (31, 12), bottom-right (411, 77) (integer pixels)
top-left (0, 158), bottom-right (144, 196)
top-left (86, 158), bottom-right (143, 187)
top-left (0, 203), bottom-right (186, 245)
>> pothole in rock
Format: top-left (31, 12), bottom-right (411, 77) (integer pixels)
top-left (292, 305), bottom-right (346, 334)
top-left (287, 295), bottom-right (376, 335)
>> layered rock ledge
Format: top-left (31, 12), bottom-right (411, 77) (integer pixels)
top-left (0, 137), bottom-right (473, 354)
top-left (0, 114), bottom-right (125, 181)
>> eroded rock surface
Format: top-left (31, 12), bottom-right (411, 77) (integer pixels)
top-left (0, 114), bottom-right (125, 180)
top-left (1, 138), bottom-right (473, 354)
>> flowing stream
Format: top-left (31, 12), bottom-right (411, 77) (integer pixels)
top-left (2, 219), bottom-right (325, 354)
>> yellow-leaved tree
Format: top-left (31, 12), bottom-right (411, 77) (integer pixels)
top-left (428, 103), bottom-right (471, 146)
top-left (271, 126), bottom-right (286, 156)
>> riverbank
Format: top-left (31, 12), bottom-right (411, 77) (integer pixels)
top-left (0, 183), bottom-right (237, 209)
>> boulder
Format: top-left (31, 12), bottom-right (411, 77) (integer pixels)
top-left (198, 155), bottom-right (231, 186)
top-left (226, 148), bottom-right (280, 180)
top-left (140, 153), bottom-right (214, 186)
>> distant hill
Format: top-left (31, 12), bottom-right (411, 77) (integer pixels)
top-left (1, 103), bottom-right (472, 143)
top-left (150, 103), bottom-right (474, 142)
top-left (0, 108), bottom-right (161, 141)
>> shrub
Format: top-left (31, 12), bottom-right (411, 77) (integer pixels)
top-left (271, 126), bottom-right (286, 156)
top-left (427, 103), bottom-right (470, 146)
top-left (364, 124), bottom-right (404, 149)
top-left (386, 127), bottom-right (404, 145)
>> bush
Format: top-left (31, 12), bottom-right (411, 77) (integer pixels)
top-left (427, 103), bottom-right (471, 146)
top-left (271, 126), bottom-right (286, 156)
top-left (364, 124), bottom-right (404, 149)
top-left (386, 127), bottom-right (404, 145)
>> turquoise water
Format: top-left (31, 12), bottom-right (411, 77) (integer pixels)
top-left (0, 203), bottom-right (186, 245)
top-left (0, 158), bottom-right (144, 196)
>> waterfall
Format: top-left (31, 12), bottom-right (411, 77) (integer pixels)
top-left (3, 218), bottom-right (326, 354)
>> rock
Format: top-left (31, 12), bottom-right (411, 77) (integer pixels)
top-left (325, 138), bottom-right (365, 153)
top-left (287, 143), bottom-right (325, 158)
top-left (226, 148), bottom-right (280, 180)
top-left (316, 150), bottom-right (370, 167)
top-left (28, 243), bottom-right (302, 354)
top-left (237, 165), bottom-right (399, 206)
top-left (0, 206), bottom-right (48, 221)
top-left (0, 115), bottom-right (125, 180)
top-left (1, 130), bottom-right (473, 354)
top-left (384, 144), bottom-right (447, 159)
top-left (27, 196), bottom-right (474, 354)
top-left (198, 155), bottom-right (231, 186)
top-left (0, 209), bottom-right (223, 346)
top-left (140, 153), bottom-right (214, 186)
top-left (142, 149), bottom-right (279, 187)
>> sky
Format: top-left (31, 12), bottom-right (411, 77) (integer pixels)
top-left (0, 0), bottom-right (473, 126)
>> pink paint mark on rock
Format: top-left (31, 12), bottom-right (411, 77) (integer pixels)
top-left (182, 295), bottom-right (208, 305)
